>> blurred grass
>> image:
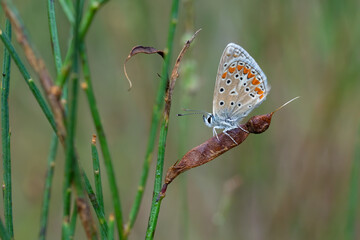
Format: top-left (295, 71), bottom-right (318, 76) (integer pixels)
top-left (1, 0), bottom-right (360, 239)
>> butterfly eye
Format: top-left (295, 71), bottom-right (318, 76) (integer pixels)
top-left (207, 116), bottom-right (212, 124)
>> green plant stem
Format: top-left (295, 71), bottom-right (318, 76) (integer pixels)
top-left (126, 0), bottom-right (180, 235)
top-left (0, 30), bottom-right (57, 134)
top-left (47, 0), bottom-right (62, 73)
top-left (80, 0), bottom-right (106, 40)
top-left (80, 43), bottom-right (124, 239)
top-left (144, 1), bottom-right (180, 239)
top-left (345, 126), bottom-right (360, 239)
top-left (144, 121), bottom-right (167, 240)
top-left (92, 138), bottom-right (104, 214)
top-left (1, 19), bottom-right (14, 239)
top-left (83, 170), bottom-right (108, 238)
top-left (56, 0), bottom-right (110, 88)
top-left (69, 199), bottom-right (78, 238)
top-left (38, 136), bottom-right (58, 240)
top-left (59, 0), bottom-right (74, 24)
top-left (62, 222), bottom-right (71, 240)
top-left (0, 218), bottom-right (10, 240)
top-left (39, 2), bottom-right (64, 237)
top-left (108, 214), bottom-right (115, 240)
top-left (62, 72), bottom-right (79, 238)
top-left (62, 0), bottom-right (82, 236)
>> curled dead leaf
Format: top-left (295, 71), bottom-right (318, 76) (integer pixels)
top-left (124, 46), bottom-right (165, 90)
top-left (159, 96), bottom-right (300, 199)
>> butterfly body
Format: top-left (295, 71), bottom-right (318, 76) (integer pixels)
top-left (203, 43), bottom-right (270, 140)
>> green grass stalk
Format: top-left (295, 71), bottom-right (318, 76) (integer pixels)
top-left (108, 214), bottom-right (115, 240)
top-left (39, 1), bottom-right (65, 236)
top-left (47, 0), bottom-right (62, 73)
top-left (39, 1), bottom-right (64, 235)
top-left (62, 222), bottom-right (71, 240)
top-left (82, 170), bottom-right (108, 238)
top-left (91, 136), bottom-right (105, 214)
top-left (0, 30), bottom-right (57, 133)
top-left (38, 136), bottom-right (58, 240)
top-left (126, 0), bottom-right (180, 235)
top-left (0, 218), bottom-right (10, 240)
top-left (62, 72), bottom-right (79, 238)
top-left (144, 2), bottom-right (181, 239)
top-left (144, 120), bottom-right (168, 240)
top-left (79, 0), bottom-right (109, 40)
top-left (57, 0), bottom-right (110, 88)
top-left (79, 43), bottom-right (124, 239)
top-left (59, 0), bottom-right (74, 24)
top-left (69, 199), bottom-right (78, 238)
top-left (345, 125), bottom-right (360, 239)
top-left (1, 19), bottom-right (14, 238)
top-left (62, 0), bottom-right (82, 235)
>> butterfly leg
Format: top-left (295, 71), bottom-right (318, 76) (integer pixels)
top-left (213, 127), bottom-right (220, 141)
top-left (223, 130), bottom-right (238, 145)
top-left (237, 124), bottom-right (249, 134)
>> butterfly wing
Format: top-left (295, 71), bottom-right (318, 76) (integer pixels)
top-left (212, 43), bottom-right (270, 123)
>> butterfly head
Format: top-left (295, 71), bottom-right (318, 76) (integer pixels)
top-left (203, 113), bottom-right (215, 128)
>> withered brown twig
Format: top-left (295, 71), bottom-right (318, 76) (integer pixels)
top-left (1, 0), bottom-right (66, 140)
top-left (76, 197), bottom-right (98, 239)
top-left (160, 113), bottom-right (273, 196)
top-left (160, 96), bottom-right (300, 196)
top-left (164, 29), bottom-right (201, 117)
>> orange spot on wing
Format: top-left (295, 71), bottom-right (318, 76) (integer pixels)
top-left (243, 67), bottom-right (250, 74)
top-left (237, 65), bottom-right (243, 71)
top-left (252, 78), bottom-right (260, 85)
top-left (222, 72), bottom-right (227, 79)
top-left (247, 72), bottom-right (255, 78)
top-left (229, 67), bottom-right (235, 73)
top-left (259, 94), bottom-right (264, 99)
top-left (254, 87), bottom-right (264, 95)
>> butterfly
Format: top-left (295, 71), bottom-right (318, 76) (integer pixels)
top-left (201, 43), bottom-right (271, 143)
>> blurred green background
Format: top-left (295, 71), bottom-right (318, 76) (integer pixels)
top-left (1, 0), bottom-right (360, 239)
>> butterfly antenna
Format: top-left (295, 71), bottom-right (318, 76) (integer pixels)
top-left (272, 96), bottom-right (300, 114)
top-left (181, 108), bottom-right (207, 113)
top-left (177, 112), bottom-right (204, 117)
top-left (178, 108), bottom-right (208, 117)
